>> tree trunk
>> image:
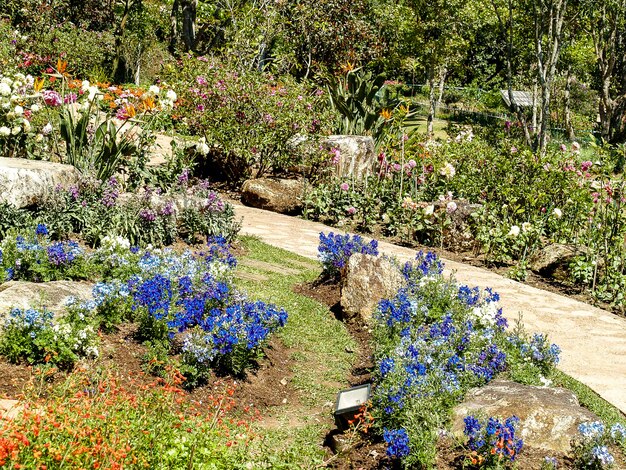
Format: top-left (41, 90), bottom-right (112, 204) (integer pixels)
top-left (436, 67), bottom-right (447, 115)
top-left (181, 0), bottom-right (197, 52)
top-left (427, 64), bottom-right (436, 135)
top-left (564, 68), bottom-right (575, 140)
top-left (169, 0), bottom-right (179, 54)
top-left (112, 0), bottom-right (132, 83)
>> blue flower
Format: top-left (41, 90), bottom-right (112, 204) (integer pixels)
top-left (35, 223), bottom-right (49, 236)
top-left (383, 428), bottom-right (410, 459)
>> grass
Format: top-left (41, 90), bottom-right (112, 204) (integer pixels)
top-left (232, 236), bottom-right (357, 466)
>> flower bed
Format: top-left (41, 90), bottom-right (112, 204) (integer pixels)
top-left (0, 229), bottom-right (287, 383)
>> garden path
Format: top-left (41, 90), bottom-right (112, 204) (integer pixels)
top-left (233, 204), bottom-right (626, 415)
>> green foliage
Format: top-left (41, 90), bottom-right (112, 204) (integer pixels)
top-left (0, 306), bottom-right (99, 369)
top-left (166, 56), bottom-right (333, 183)
top-left (325, 68), bottom-right (391, 142)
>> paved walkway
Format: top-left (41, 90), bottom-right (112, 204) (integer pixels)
top-left (234, 204), bottom-right (626, 415)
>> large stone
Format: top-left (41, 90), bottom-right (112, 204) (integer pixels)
top-left (322, 135), bottom-right (376, 180)
top-left (529, 244), bottom-right (589, 281)
top-left (241, 178), bottom-right (305, 215)
top-left (0, 158), bottom-right (82, 209)
top-left (0, 281), bottom-right (94, 318)
top-left (340, 253), bottom-right (405, 323)
top-left (451, 379), bottom-right (598, 453)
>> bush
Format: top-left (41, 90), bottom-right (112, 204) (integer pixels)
top-left (164, 56), bottom-right (333, 184)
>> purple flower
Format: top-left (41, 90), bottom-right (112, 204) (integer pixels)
top-left (64, 93), bottom-right (77, 104)
top-left (178, 168), bottom-right (190, 186)
top-left (139, 208), bottom-right (156, 222)
top-left (340, 182), bottom-right (349, 191)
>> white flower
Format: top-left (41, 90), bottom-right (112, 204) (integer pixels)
top-left (11, 126), bottom-right (21, 135)
top-left (148, 85), bottom-right (160, 95)
top-left (42, 122), bottom-right (53, 135)
top-left (424, 205), bottom-right (435, 216)
top-left (508, 225), bottom-right (520, 237)
top-left (81, 80), bottom-right (90, 91)
top-left (166, 89), bottom-right (177, 102)
top-left (571, 141), bottom-right (580, 153)
top-left (439, 162), bottom-right (456, 179)
top-left (197, 142), bottom-right (210, 156)
top-left (446, 201), bottom-right (458, 214)
top-left (521, 222), bottom-right (532, 232)
top-left (23, 120), bottom-right (31, 133)
top-left (35, 133), bottom-right (43, 142)
top-left (0, 82), bottom-right (11, 96)
top-left (553, 208), bottom-right (562, 218)
top-left (0, 126), bottom-right (10, 136)
top-left (14, 105), bottom-right (23, 116)
top-left (87, 86), bottom-right (99, 101)
top-left (31, 104), bottom-right (40, 112)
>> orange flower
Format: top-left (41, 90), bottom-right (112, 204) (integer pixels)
top-left (56, 58), bottom-right (68, 74)
top-left (380, 109), bottom-right (392, 120)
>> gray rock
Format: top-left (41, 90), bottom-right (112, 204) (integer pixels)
top-left (0, 157), bottom-right (81, 208)
top-left (0, 281), bottom-right (94, 318)
top-left (530, 244), bottom-right (589, 281)
top-left (340, 254), bottom-right (405, 323)
top-left (241, 178), bottom-right (304, 215)
top-left (322, 135), bottom-right (376, 180)
top-left (451, 379), bottom-right (598, 453)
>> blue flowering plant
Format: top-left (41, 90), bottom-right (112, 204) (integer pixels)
top-left (0, 225), bottom-right (91, 282)
top-left (0, 306), bottom-right (99, 369)
top-left (572, 421), bottom-right (626, 469)
top-left (318, 231), bottom-right (379, 280)
top-left (369, 248), bottom-right (562, 467)
top-left (506, 323), bottom-right (561, 384)
top-left (463, 415), bottom-right (524, 468)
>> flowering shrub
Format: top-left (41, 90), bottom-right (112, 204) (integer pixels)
top-left (318, 231), bottom-right (379, 279)
top-left (463, 415), bottom-right (523, 467)
top-left (165, 56), bottom-right (333, 183)
top-left (0, 306), bottom-right (99, 369)
top-left (0, 369), bottom-right (258, 468)
top-left (0, 225), bottom-right (89, 282)
top-left (572, 421), bottom-right (626, 469)
top-left (369, 246), bottom-right (561, 466)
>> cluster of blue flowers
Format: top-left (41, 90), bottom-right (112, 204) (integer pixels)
top-left (3, 307), bottom-right (54, 333)
top-left (46, 240), bottom-right (83, 266)
top-left (463, 415), bottom-right (523, 463)
top-left (368, 246), bottom-right (564, 464)
top-left (575, 420), bottom-right (626, 468)
top-left (383, 428), bottom-right (410, 459)
top-left (85, 238), bottom-right (287, 374)
top-left (318, 232), bottom-right (378, 278)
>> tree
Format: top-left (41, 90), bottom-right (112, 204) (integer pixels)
top-left (532, 0), bottom-right (569, 156)
top-left (583, 0), bottom-right (626, 143)
top-left (408, 0), bottom-right (481, 135)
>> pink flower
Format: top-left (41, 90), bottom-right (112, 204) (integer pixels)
top-left (393, 163), bottom-right (402, 172)
top-left (346, 206), bottom-right (356, 215)
top-left (581, 160), bottom-right (592, 172)
top-left (340, 182), bottom-right (349, 191)
top-left (446, 201), bottom-right (458, 214)
top-left (511, 146), bottom-right (518, 154)
top-left (196, 76), bottom-right (208, 86)
top-left (42, 90), bottom-right (62, 107)
top-left (331, 148), bottom-right (341, 165)
top-left (560, 144), bottom-right (567, 152)
top-left (408, 159), bottom-right (417, 168)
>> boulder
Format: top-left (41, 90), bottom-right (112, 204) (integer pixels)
top-left (529, 244), bottom-right (589, 281)
top-left (322, 135), bottom-right (376, 180)
top-left (340, 254), bottom-right (405, 323)
top-left (451, 379), bottom-right (598, 453)
top-left (241, 178), bottom-right (305, 215)
top-left (0, 157), bottom-right (81, 209)
top-left (0, 281), bottom-right (94, 318)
